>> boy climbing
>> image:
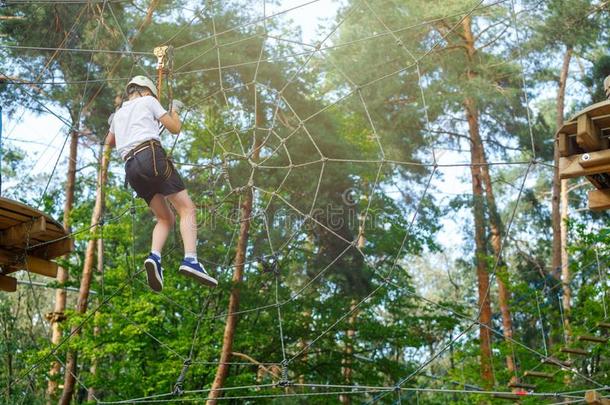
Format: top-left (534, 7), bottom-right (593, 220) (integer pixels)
top-left (105, 75), bottom-right (218, 291)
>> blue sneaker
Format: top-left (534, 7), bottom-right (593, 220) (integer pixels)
top-left (179, 259), bottom-right (218, 288)
top-left (144, 253), bottom-right (164, 292)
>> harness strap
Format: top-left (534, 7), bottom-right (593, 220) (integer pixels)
top-left (125, 139), bottom-right (173, 180)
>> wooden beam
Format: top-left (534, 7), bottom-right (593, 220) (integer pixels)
top-left (543, 357), bottom-right (572, 368)
top-left (578, 335), bottom-right (608, 344)
top-left (29, 238), bottom-right (73, 260)
top-left (523, 371), bottom-right (555, 379)
top-left (0, 249), bottom-right (58, 278)
top-left (508, 381), bottom-right (536, 390)
top-left (560, 347), bottom-right (588, 356)
top-left (589, 189), bottom-right (610, 211)
top-left (577, 114), bottom-right (602, 151)
top-left (559, 149), bottom-right (610, 179)
top-left (0, 216), bottom-right (46, 247)
top-left (23, 256), bottom-right (58, 278)
top-left (558, 132), bottom-right (571, 157)
top-left (0, 274), bottom-right (17, 292)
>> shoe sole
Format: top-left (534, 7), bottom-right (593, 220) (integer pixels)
top-left (144, 259), bottom-right (163, 292)
top-left (179, 265), bottom-right (218, 288)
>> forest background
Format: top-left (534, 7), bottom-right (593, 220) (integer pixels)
top-left (0, 0), bottom-right (609, 404)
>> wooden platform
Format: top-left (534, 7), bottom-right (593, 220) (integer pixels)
top-left (557, 100), bottom-right (610, 209)
top-left (0, 197), bottom-right (72, 292)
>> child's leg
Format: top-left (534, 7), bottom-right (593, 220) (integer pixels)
top-left (149, 194), bottom-right (175, 253)
top-left (167, 190), bottom-right (197, 254)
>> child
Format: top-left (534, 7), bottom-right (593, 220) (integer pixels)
top-left (105, 75), bottom-right (218, 292)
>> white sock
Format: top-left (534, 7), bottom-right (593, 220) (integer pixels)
top-left (151, 250), bottom-right (161, 260)
top-left (185, 252), bottom-right (197, 262)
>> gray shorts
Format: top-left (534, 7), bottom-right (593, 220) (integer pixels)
top-left (124, 141), bottom-right (185, 205)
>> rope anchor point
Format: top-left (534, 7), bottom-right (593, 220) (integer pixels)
top-left (277, 360), bottom-right (291, 388)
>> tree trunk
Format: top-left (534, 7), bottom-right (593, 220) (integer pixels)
top-left (478, 139), bottom-right (516, 381)
top-left (47, 129), bottom-right (78, 403)
top-left (207, 108), bottom-right (263, 404)
top-left (59, 143), bottom-right (111, 405)
top-left (463, 16), bottom-right (494, 388)
top-left (556, 47), bottom-right (573, 340)
top-left (87, 237), bottom-right (104, 402)
top-left (339, 299), bottom-right (357, 405)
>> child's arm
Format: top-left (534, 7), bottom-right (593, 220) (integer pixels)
top-left (159, 110), bottom-right (181, 134)
top-left (105, 131), bottom-right (116, 148)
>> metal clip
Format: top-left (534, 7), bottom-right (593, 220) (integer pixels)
top-left (172, 358), bottom-right (192, 396)
top-left (153, 46), bottom-right (169, 71)
top-left (277, 360), bottom-right (291, 387)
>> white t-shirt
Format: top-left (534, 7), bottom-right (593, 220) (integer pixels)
top-left (109, 96), bottom-right (168, 159)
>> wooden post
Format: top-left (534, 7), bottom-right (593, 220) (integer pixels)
top-left (576, 114), bottom-right (602, 151)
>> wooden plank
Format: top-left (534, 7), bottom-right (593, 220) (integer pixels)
top-left (10, 256), bottom-right (58, 278)
top-left (598, 322), bottom-right (610, 329)
top-left (0, 216), bottom-right (46, 246)
top-left (569, 100), bottom-right (610, 122)
top-left (588, 189), bottom-right (610, 211)
top-left (559, 150), bottom-right (610, 179)
top-left (543, 357), bottom-right (572, 368)
top-left (508, 381), bottom-right (536, 390)
top-left (0, 197), bottom-right (65, 235)
top-left (0, 274), bottom-right (16, 292)
top-left (560, 347), bottom-right (589, 356)
top-left (577, 114), bottom-right (602, 151)
top-left (523, 371), bottom-right (555, 379)
top-left (0, 249), bottom-right (58, 278)
top-left (29, 238), bottom-right (73, 260)
top-left (578, 335), bottom-right (608, 344)
top-left (0, 210), bottom-right (31, 227)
